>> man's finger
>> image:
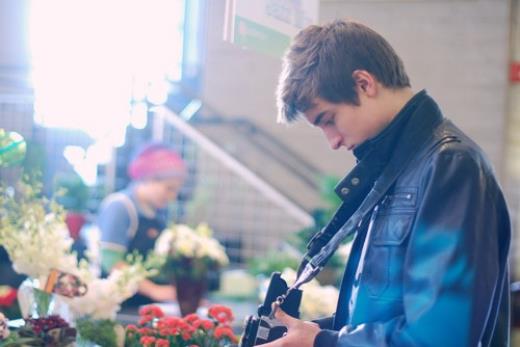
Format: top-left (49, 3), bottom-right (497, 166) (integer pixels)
top-left (274, 307), bottom-right (299, 328)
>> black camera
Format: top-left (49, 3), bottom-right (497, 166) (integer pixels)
top-left (239, 272), bottom-right (302, 347)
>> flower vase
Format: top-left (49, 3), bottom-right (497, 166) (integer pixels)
top-left (32, 287), bottom-right (55, 318)
top-left (17, 278), bottom-right (56, 318)
top-left (175, 276), bottom-right (207, 316)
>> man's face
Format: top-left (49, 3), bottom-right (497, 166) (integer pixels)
top-left (304, 96), bottom-right (385, 151)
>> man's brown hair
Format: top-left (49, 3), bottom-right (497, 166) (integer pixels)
top-left (276, 20), bottom-right (411, 123)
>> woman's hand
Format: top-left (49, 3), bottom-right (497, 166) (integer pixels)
top-left (138, 279), bottom-right (177, 302)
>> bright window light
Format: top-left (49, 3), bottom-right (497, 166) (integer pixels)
top-left (30, 0), bottom-right (185, 143)
top-left (130, 102), bottom-right (148, 130)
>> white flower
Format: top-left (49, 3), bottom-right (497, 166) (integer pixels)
top-left (5, 218), bottom-right (77, 279)
top-left (155, 231), bottom-right (174, 256)
top-left (64, 263), bottom-right (148, 320)
top-left (154, 223), bottom-right (229, 267)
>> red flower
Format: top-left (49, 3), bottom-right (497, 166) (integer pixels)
top-left (139, 305), bottom-right (165, 318)
top-left (214, 326), bottom-right (238, 343)
top-left (139, 315), bottom-right (154, 326)
top-left (140, 336), bottom-right (156, 347)
top-left (208, 305), bottom-right (234, 324)
top-left (158, 317), bottom-right (182, 328)
top-left (176, 319), bottom-right (192, 331)
top-left (192, 319), bottom-right (214, 330)
top-left (155, 338), bottom-right (170, 347)
top-left (184, 313), bottom-right (200, 323)
top-left (0, 286), bottom-right (17, 307)
top-left (138, 327), bottom-right (154, 335)
top-left (126, 324), bottom-right (138, 337)
top-left (181, 328), bottom-right (194, 340)
top-left (126, 324), bottom-right (138, 331)
top-left (159, 327), bottom-right (178, 336)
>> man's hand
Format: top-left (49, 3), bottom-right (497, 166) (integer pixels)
top-left (262, 307), bottom-right (321, 347)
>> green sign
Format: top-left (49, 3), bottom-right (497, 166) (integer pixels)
top-left (234, 15), bottom-right (291, 58)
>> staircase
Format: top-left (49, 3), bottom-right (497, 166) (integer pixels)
top-left (165, 86), bottom-right (325, 213)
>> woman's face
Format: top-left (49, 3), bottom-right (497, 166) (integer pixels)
top-left (143, 177), bottom-right (184, 209)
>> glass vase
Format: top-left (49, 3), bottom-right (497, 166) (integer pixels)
top-left (17, 278), bottom-right (56, 318)
top-left (175, 276), bottom-right (208, 317)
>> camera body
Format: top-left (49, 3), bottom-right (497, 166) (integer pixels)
top-left (239, 272), bottom-right (302, 347)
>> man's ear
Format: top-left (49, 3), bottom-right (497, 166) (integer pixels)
top-left (352, 70), bottom-right (377, 97)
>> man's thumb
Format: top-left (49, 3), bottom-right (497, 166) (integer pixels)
top-left (274, 307), bottom-right (298, 328)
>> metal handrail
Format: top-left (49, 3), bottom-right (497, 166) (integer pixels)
top-left (192, 116), bottom-right (322, 190)
top-left (153, 106), bottom-right (315, 227)
top-left (168, 84), bottom-right (324, 193)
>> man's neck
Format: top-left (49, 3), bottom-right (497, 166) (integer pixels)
top-left (380, 87), bottom-right (415, 123)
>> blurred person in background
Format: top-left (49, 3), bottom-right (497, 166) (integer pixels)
top-left (97, 143), bottom-right (186, 306)
top-left (265, 19), bottom-right (511, 347)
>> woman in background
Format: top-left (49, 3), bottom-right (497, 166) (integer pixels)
top-left (97, 143), bottom-right (186, 306)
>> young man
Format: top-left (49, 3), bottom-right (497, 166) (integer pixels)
top-left (266, 20), bottom-right (511, 347)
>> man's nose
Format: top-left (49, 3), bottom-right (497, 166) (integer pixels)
top-left (323, 128), bottom-right (342, 150)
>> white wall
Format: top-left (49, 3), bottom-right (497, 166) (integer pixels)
top-left (0, 0), bottom-right (30, 67)
top-left (201, 0), bottom-right (510, 180)
top-left (0, 0), bottom-right (31, 95)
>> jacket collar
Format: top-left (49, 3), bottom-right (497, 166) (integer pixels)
top-left (334, 90), bottom-right (443, 201)
top-left (353, 89), bottom-right (427, 162)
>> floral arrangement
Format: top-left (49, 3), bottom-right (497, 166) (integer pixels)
top-left (0, 179), bottom-right (77, 282)
top-left (260, 268), bottom-right (339, 320)
top-left (0, 314), bottom-right (76, 346)
top-left (124, 304), bottom-right (238, 347)
top-left (64, 253), bottom-right (164, 321)
top-left (0, 178), bottom-right (163, 322)
top-left (154, 224), bottom-right (229, 280)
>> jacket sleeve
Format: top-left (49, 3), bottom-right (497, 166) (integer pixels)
top-left (325, 149), bottom-right (509, 347)
top-left (312, 315), bottom-right (335, 329)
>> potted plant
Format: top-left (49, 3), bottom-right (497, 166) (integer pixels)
top-left (154, 224), bottom-right (229, 316)
top-left (124, 304), bottom-right (238, 346)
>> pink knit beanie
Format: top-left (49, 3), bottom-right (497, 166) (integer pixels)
top-left (128, 143), bottom-right (186, 181)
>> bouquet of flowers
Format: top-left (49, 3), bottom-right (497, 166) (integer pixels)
top-left (154, 223), bottom-right (229, 280)
top-left (0, 313), bottom-right (77, 347)
top-left (124, 304), bottom-right (238, 347)
top-left (0, 179), bottom-right (78, 283)
top-left (59, 254), bottom-right (159, 322)
top-left (65, 252), bottom-right (163, 321)
top-left (0, 177), bottom-right (163, 328)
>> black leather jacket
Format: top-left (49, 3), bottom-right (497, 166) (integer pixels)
top-left (313, 91), bottom-right (511, 347)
